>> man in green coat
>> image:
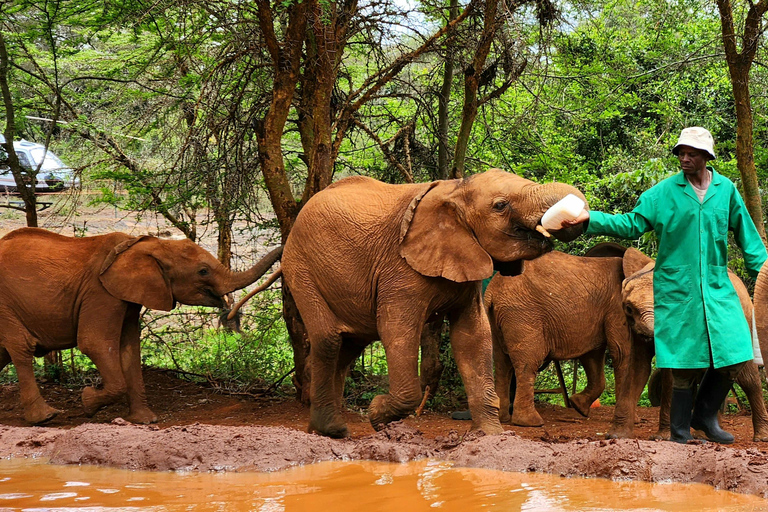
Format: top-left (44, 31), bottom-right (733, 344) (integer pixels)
top-left (565, 127), bottom-right (767, 444)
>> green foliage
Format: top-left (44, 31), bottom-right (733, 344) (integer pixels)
top-left (138, 290), bottom-right (294, 391)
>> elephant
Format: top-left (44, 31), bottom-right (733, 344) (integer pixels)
top-left (487, 242), bottom-right (768, 441)
top-left (0, 227), bottom-right (282, 425)
top-left (279, 168), bottom-right (586, 438)
top-left (485, 246), bottom-right (655, 439)
top-left (619, 245), bottom-right (768, 442)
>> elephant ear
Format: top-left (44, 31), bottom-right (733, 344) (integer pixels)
top-left (99, 236), bottom-right (174, 311)
top-left (622, 247), bottom-right (654, 277)
top-left (399, 182), bottom-right (493, 282)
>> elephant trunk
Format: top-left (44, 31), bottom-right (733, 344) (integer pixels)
top-left (223, 245), bottom-right (283, 294)
top-left (753, 263), bottom-right (768, 369)
top-left (528, 182), bottom-right (588, 242)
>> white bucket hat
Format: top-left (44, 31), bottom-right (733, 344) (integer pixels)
top-left (672, 127), bottom-right (716, 160)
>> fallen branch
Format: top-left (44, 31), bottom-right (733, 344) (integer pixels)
top-left (415, 385), bottom-right (430, 416)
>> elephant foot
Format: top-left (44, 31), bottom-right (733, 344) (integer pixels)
top-left (569, 394), bottom-right (594, 418)
top-left (511, 408), bottom-right (544, 427)
top-left (309, 405), bottom-right (349, 438)
top-left (606, 425), bottom-right (633, 439)
top-left (473, 416), bottom-right (504, 435)
top-left (752, 428), bottom-right (768, 443)
top-left (81, 386), bottom-right (104, 417)
top-left (650, 429), bottom-right (671, 441)
top-left (368, 394), bottom-right (411, 431)
top-left (308, 421), bottom-right (349, 439)
top-left (499, 409), bottom-right (512, 424)
top-left (126, 408), bottom-right (158, 424)
top-left (24, 397), bottom-right (61, 425)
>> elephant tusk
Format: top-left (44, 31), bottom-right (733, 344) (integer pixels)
top-left (535, 225), bottom-right (552, 238)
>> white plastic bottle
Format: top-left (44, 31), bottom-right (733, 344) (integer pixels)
top-left (540, 194), bottom-right (586, 231)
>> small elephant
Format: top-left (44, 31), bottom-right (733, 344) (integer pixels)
top-left (281, 168), bottom-right (586, 438)
top-left (486, 247), bottom-right (654, 438)
top-left (621, 247), bottom-right (768, 442)
top-left (0, 228), bottom-right (282, 425)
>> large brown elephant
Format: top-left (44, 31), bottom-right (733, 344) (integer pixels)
top-left (485, 247), bottom-right (654, 439)
top-left (621, 247), bottom-right (768, 442)
top-left (281, 169), bottom-right (586, 438)
top-left (0, 228), bottom-right (282, 425)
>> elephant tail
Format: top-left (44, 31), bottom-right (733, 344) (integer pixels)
top-left (226, 267), bottom-right (283, 320)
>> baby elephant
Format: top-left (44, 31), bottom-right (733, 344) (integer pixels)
top-left (0, 227), bottom-right (282, 425)
top-left (488, 243), bottom-right (768, 441)
top-left (487, 247), bottom-right (656, 438)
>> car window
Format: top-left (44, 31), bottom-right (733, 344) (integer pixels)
top-left (16, 152), bottom-right (32, 169)
top-left (29, 147), bottom-right (67, 171)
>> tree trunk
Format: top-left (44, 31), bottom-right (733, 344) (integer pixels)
top-left (450, 0), bottom-right (500, 178)
top-left (0, 32), bottom-right (37, 226)
top-left (731, 79), bottom-right (765, 240)
top-left (716, 0), bottom-right (768, 241)
top-left (217, 218), bottom-right (233, 270)
top-left (437, 0), bottom-right (459, 180)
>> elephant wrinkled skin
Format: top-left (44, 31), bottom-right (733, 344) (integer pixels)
top-left (282, 169), bottom-right (586, 438)
top-left (0, 228), bottom-right (282, 425)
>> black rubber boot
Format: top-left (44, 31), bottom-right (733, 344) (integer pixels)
top-left (670, 387), bottom-right (695, 444)
top-left (451, 410), bottom-right (472, 420)
top-left (691, 369), bottom-right (735, 444)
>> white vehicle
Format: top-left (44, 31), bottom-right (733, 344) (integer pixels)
top-left (0, 136), bottom-right (79, 193)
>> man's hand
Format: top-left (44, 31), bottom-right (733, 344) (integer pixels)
top-left (561, 209), bottom-right (589, 228)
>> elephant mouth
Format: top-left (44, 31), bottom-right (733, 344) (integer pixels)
top-left (203, 289), bottom-right (227, 309)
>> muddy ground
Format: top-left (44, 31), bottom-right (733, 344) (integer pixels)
top-left (2, 369), bottom-right (768, 500)
top-left (2, 197), bottom-right (768, 500)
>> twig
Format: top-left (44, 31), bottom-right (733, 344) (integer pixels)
top-left (416, 385), bottom-right (430, 416)
top-left (258, 367), bottom-right (295, 396)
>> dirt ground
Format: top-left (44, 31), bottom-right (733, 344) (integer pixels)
top-left (2, 197), bottom-right (768, 500)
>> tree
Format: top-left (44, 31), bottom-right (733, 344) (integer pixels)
top-left (0, 30), bottom-right (38, 226)
top-left (716, 0), bottom-right (768, 240)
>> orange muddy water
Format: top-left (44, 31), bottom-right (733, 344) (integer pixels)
top-left (1, 459), bottom-right (767, 511)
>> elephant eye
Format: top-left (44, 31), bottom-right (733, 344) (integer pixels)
top-left (493, 200), bottom-right (509, 211)
top-left (624, 304), bottom-right (634, 316)
top-left (198, 267), bottom-right (210, 276)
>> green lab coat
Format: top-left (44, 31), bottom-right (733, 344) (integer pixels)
top-left (586, 168), bottom-right (767, 369)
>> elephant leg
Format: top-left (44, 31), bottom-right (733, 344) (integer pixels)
top-left (608, 333), bottom-right (653, 439)
top-left (289, 281), bottom-right (349, 438)
top-left (735, 363), bottom-right (768, 442)
top-left (307, 328), bottom-right (348, 438)
top-left (509, 360), bottom-right (544, 427)
top-left (569, 349), bottom-right (606, 418)
top-left (500, 319), bottom-right (544, 428)
top-left (651, 368), bottom-right (674, 440)
top-left (493, 336), bottom-right (514, 424)
top-left (120, 305), bottom-right (157, 424)
top-left (77, 308), bottom-right (129, 416)
top-left (4, 338), bottom-right (61, 424)
top-left (283, 283), bottom-right (311, 405)
top-left (446, 298), bottom-right (503, 435)
top-left (368, 316), bottom-right (424, 431)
